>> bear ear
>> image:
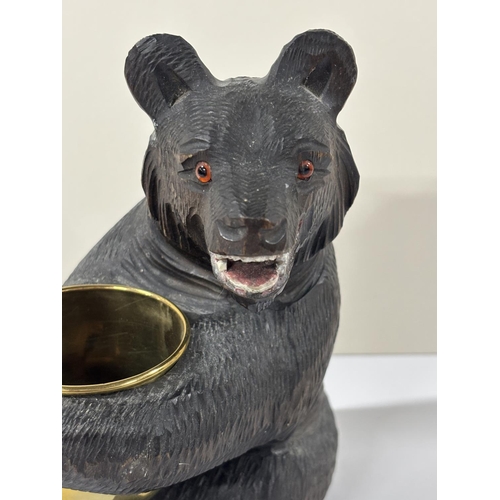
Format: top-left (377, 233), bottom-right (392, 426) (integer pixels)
top-left (125, 34), bottom-right (216, 120)
top-left (267, 30), bottom-right (357, 116)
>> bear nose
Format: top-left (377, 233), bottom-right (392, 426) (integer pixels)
top-left (260, 218), bottom-right (287, 247)
top-left (216, 219), bottom-right (248, 242)
top-left (215, 217), bottom-right (287, 252)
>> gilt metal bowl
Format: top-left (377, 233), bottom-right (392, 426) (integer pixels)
top-left (62, 284), bottom-right (190, 396)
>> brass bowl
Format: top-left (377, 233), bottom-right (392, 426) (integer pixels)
top-left (62, 488), bottom-right (159, 500)
top-left (62, 284), bottom-right (190, 396)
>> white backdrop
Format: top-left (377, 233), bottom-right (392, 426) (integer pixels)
top-left (63, 0), bottom-right (436, 353)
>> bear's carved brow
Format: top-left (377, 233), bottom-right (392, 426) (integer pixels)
top-left (292, 139), bottom-right (330, 155)
top-left (178, 138), bottom-right (211, 155)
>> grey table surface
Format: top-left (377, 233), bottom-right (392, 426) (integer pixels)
top-left (321, 355), bottom-right (437, 499)
top-left (325, 401), bottom-right (437, 500)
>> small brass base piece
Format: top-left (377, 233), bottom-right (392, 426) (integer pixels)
top-left (62, 488), bottom-right (159, 500)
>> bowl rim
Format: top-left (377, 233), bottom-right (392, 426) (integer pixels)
top-left (62, 284), bottom-right (190, 396)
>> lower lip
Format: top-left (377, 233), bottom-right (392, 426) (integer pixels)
top-left (226, 261), bottom-right (279, 288)
top-left (225, 272), bottom-right (280, 295)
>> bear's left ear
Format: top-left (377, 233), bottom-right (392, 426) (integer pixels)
top-left (267, 30), bottom-right (357, 117)
top-left (125, 34), bottom-right (216, 121)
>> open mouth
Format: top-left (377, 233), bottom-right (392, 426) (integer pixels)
top-left (209, 252), bottom-right (292, 298)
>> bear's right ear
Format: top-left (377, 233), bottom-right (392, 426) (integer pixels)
top-left (125, 34), bottom-right (216, 120)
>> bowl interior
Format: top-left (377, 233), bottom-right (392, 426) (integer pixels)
top-left (62, 285), bottom-right (189, 393)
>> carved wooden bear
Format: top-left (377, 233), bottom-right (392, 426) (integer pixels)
top-left (63, 29), bottom-right (359, 500)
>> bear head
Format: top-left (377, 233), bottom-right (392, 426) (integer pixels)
top-left (125, 29), bottom-right (359, 302)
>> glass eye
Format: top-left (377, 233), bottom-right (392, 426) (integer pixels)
top-left (297, 160), bottom-right (314, 180)
top-left (195, 161), bottom-right (212, 183)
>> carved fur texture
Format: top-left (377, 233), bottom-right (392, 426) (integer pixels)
top-left (63, 29), bottom-right (359, 499)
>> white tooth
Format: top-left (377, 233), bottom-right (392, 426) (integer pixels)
top-left (215, 258), bottom-right (227, 273)
top-left (237, 255), bottom-right (277, 263)
top-left (210, 253), bottom-right (278, 263)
